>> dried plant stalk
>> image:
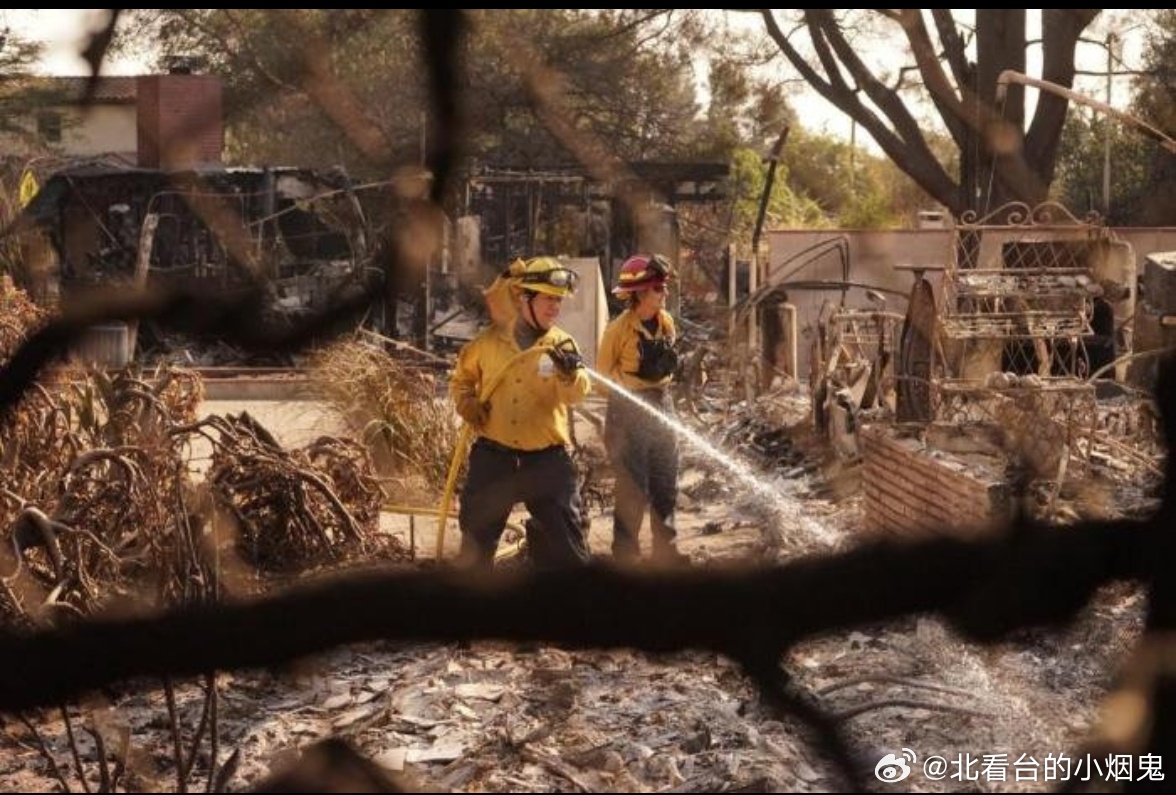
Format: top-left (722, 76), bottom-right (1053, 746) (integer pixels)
top-left (309, 339), bottom-right (459, 502)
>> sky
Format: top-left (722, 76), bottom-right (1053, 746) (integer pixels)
top-left (3, 9), bottom-right (145, 75)
top-left (2, 9), bottom-right (1154, 150)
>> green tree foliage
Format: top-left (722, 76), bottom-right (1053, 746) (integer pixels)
top-left (121, 10), bottom-right (424, 174)
top-left (675, 145), bottom-right (828, 293)
top-left (121, 10), bottom-right (708, 177)
top-left (1134, 10), bottom-right (1176, 134)
top-left (1129, 9), bottom-right (1176, 224)
top-left (0, 24), bottom-right (47, 140)
top-left (0, 22), bottom-right (42, 77)
top-left (468, 10), bottom-right (702, 165)
top-left (782, 129), bottom-right (942, 229)
top-left (0, 23), bottom-right (47, 276)
top-left (696, 53), bottom-right (794, 159)
top-left (728, 146), bottom-right (827, 235)
top-left (1054, 111), bottom-right (1152, 224)
top-left (1052, 11), bottom-right (1176, 225)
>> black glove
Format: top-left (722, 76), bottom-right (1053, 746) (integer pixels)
top-left (548, 339), bottom-right (585, 377)
top-left (635, 337), bottom-right (678, 381)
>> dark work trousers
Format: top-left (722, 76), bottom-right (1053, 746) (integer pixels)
top-left (605, 388), bottom-right (680, 561)
top-left (458, 439), bottom-right (589, 571)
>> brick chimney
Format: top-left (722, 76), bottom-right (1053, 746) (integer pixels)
top-left (136, 69), bottom-right (223, 169)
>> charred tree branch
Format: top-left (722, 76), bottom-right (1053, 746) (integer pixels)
top-left (0, 517), bottom-right (1154, 712)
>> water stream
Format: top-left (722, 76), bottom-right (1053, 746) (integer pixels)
top-left (585, 369), bottom-right (837, 549)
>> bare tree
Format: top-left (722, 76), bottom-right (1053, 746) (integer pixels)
top-left (757, 9), bottom-right (1102, 217)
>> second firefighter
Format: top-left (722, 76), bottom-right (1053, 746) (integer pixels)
top-left (598, 254), bottom-right (687, 565)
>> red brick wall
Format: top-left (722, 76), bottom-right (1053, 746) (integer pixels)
top-left (861, 425), bottom-right (1012, 538)
top-left (136, 75), bottom-right (223, 169)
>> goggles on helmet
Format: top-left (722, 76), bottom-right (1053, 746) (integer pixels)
top-left (647, 254), bottom-right (672, 280)
top-left (615, 253), bottom-right (673, 294)
top-left (519, 267), bottom-right (580, 293)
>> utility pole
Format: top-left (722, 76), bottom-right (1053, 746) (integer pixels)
top-left (1102, 32), bottom-right (1117, 218)
top-left (750, 126), bottom-right (791, 356)
top-left (849, 119), bottom-right (857, 194)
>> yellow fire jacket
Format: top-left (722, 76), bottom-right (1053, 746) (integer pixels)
top-left (449, 322), bottom-right (591, 450)
top-left (596, 308), bottom-right (677, 394)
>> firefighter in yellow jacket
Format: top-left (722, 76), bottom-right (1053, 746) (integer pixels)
top-left (598, 254), bottom-right (686, 564)
top-left (449, 256), bottom-right (592, 570)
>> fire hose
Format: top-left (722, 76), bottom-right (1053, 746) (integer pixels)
top-left (434, 346), bottom-right (552, 560)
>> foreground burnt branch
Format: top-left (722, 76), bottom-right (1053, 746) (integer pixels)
top-left (0, 285), bottom-right (380, 420)
top-left (0, 515), bottom-right (1155, 712)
